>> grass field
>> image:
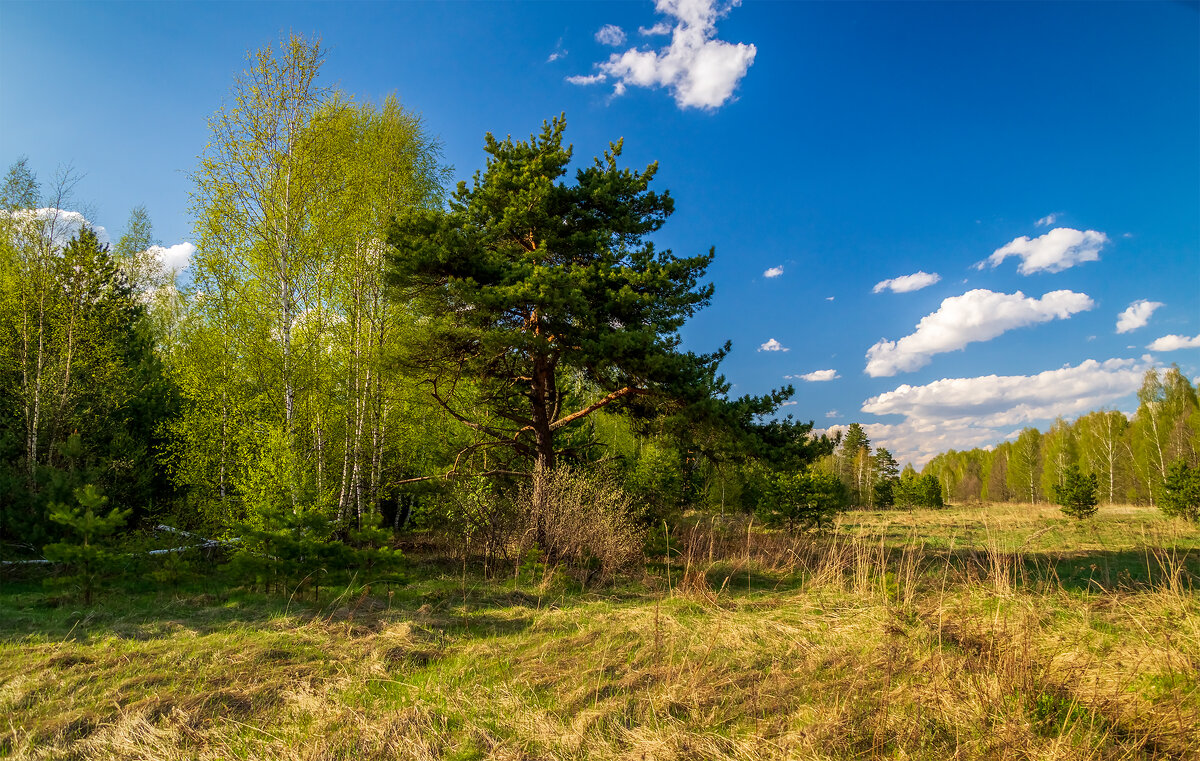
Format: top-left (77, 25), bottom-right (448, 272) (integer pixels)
top-left (2, 502), bottom-right (1197, 760)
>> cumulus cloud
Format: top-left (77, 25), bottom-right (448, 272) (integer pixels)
top-left (1035, 213), bottom-right (1058, 227)
top-left (569, 0), bottom-right (757, 110)
top-left (763, 265), bottom-right (783, 278)
top-left (848, 357), bottom-right (1147, 466)
top-left (788, 369), bottom-right (839, 382)
top-left (865, 289), bottom-right (1094, 377)
top-left (980, 227), bottom-right (1107, 274)
top-left (149, 242), bottom-right (196, 273)
top-left (595, 24), bottom-right (627, 46)
top-left (1115, 299), bottom-right (1163, 334)
top-left (872, 271), bottom-right (940, 294)
top-left (758, 338), bottom-right (788, 352)
top-left (1147, 334), bottom-right (1200, 351)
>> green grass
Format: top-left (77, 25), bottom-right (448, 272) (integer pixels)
top-left (2, 502), bottom-right (1197, 760)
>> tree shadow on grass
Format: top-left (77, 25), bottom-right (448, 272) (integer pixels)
top-left (0, 555), bottom-right (653, 645)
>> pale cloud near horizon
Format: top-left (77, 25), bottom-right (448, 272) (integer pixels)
top-left (568, 0), bottom-right (757, 110)
top-left (5, 207), bottom-right (110, 248)
top-left (788, 369), bottom-right (839, 382)
top-left (595, 24), bottom-right (627, 46)
top-left (980, 227), bottom-right (1107, 274)
top-left (758, 338), bottom-right (788, 352)
top-left (865, 288), bottom-right (1094, 377)
top-left (1147, 333), bottom-right (1200, 351)
top-left (872, 270), bottom-right (940, 294)
top-left (763, 265), bottom-right (783, 278)
top-left (821, 357), bottom-right (1148, 466)
top-left (1115, 299), bottom-right (1163, 334)
top-left (1035, 213), bottom-right (1059, 227)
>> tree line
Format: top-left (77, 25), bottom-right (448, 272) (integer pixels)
top-left (918, 366), bottom-right (1200, 517)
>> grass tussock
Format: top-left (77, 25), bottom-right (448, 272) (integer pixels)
top-left (1, 502), bottom-right (1197, 760)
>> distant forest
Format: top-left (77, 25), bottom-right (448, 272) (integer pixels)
top-left (912, 366), bottom-right (1199, 508)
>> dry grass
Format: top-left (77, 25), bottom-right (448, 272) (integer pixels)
top-left (2, 502), bottom-right (1197, 760)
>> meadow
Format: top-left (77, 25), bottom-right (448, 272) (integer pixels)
top-left (2, 502), bottom-right (1197, 761)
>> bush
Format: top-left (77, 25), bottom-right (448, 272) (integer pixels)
top-left (1160, 460), bottom-right (1200, 522)
top-left (519, 468), bottom-right (645, 583)
top-left (895, 472), bottom-right (944, 509)
top-left (756, 469), bottom-right (849, 531)
top-left (443, 476), bottom-right (520, 568)
top-left (1052, 465), bottom-right (1099, 520)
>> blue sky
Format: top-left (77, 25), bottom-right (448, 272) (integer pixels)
top-left (2, 0), bottom-right (1197, 465)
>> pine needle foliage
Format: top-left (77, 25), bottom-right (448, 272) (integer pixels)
top-left (1052, 464), bottom-right (1100, 519)
top-left (42, 484), bottom-right (130, 603)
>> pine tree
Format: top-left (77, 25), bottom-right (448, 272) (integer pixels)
top-left (1160, 461), bottom-right (1200, 522)
top-left (42, 484), bottom-right (130, 603)
top-left (1052, 465), bottom-right (1099, 519)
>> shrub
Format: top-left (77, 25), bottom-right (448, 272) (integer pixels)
top-left (756, 469), bottom-right (849, 531)
top-left (895, 472), bottom-right (944, 509)
top-left (519, 468), bottom-right (645, 583)
top-left (443, 475), bottom-right (520, 568)
top-left (1160, 460), bottom-right (1200, 522)
top-left (1052, 465), bottom-right (1099, 520)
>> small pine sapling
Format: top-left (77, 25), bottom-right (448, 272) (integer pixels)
top-left (1160, 460), bottom-right (1200, 522)
top-left (1052, 465), bottom-right (1099, 519)
top-left (347, 513), bottom-right (405, 585)
top-left (42, 484), bottom-right (131, 603)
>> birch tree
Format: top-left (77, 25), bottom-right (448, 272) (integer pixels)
top-left (175, 36), bottom-right (447, 528)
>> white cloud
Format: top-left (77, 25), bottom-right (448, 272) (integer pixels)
top-left (1115, 299), bottom-right (1163, 334)
top-left (872, 270), bottom-right (941, 294)
top-left (848, 358), bottom-right (1147, 466)
top-left (758, 338), bottom-right (788, 352)
top-left (763, 265), bottom-right (783, 278)
top-left (787, 369), bottom-right (839, 382)
top-left (571, 0), bottom-right (756, 110)
top-left (825, 410), bottom-right (839, 419)
top-left (980, 227), bottom-right (1107, 274)
top-left (149, 242), bottom-right (195, 273)
top-left (565, 73), bottom-right (607, 85)
top-left (865, 289), bottom-right (1094, 377)
top-left (640, 22), bottom-right (674, 35)
top-left (825, 296), bottom-right (835, 301)
top-left (547, 37), bottom-right (568, 62)
top-left (1035, 213), bottom-right (1058, 227)
top-left (780, 400), bottom-right (797, 407)
top-left (595, 24), bottom-right (627, 46)
top-left (1147, 334), bottom-right (1200, 351)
